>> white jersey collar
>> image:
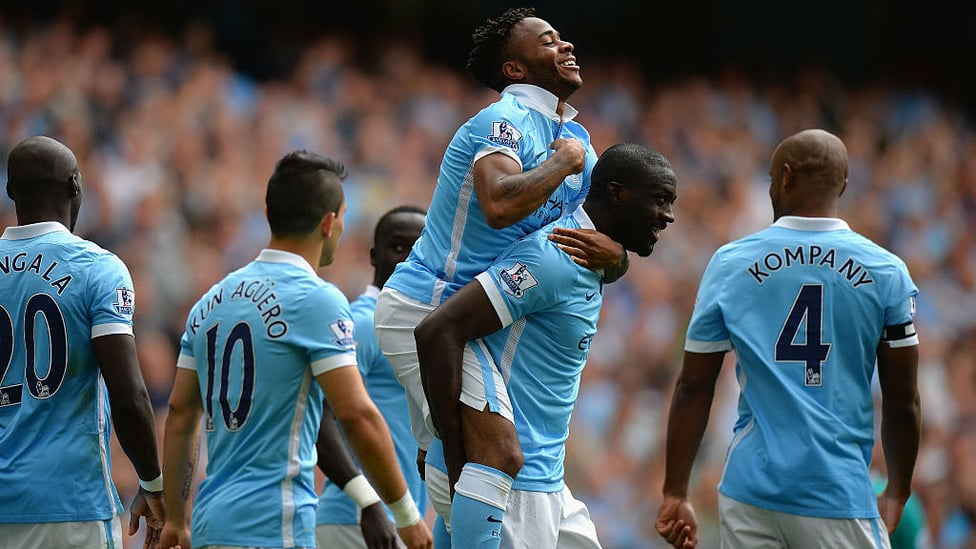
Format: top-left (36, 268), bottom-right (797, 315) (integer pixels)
top-left (363, 285), bottom-right (381, 298)
top-left (1, 221), bottom-right (71, 240)
top-left (772, 216), bottom-right (850, 232)
top-left (571, 205), bottom-right (596, 230)
top-left (256, 248), bottom-right (317, 274)
top-left (502, 84), bottom-right (579, 122)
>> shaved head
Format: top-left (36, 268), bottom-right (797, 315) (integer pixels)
top-left (770, 129), bottom-right (848, 191)
top-left (6, 136), bottom-right (83, 229)
top-left (768, 129), bottom-right (849, 219)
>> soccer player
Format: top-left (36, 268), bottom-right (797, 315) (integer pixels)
top-left (656, 129), bottom-right (921, 549)
top-left (316, 205), bottom-right (429, 548)
top-left (0, 136), bottom-right (164, 548)
top-left (159, 151), bottom-right (431, 549)
top-left (375, 5), bottom-right (627, 519)
top-left (416, 144), bottom-right (678, 548)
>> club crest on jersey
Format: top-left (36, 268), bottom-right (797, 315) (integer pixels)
top-left (488, 121), bottom-right (522, 151)
top-left (498, 261), bottom-right (538, 298)
top-left (114, 288), bottom-right (135, 315)
top-left (329, 318), bottom-right (356, 347)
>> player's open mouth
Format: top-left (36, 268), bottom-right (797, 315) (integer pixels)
top-left (560, 59), bottom-right (578, 68)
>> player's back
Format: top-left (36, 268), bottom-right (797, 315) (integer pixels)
top-left (386, 86), bottom-right (595, 306)
top-left (179, 250), bottom-right (355, 547)
top-left (0, 222), bottom-right (134, 522)
top-left (693, 217), bottom-right (918, 518)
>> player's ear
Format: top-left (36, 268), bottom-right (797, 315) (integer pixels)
top-left (5, 183), bottom-right (12, 201)
top-left (321, 211), bottom-right (336, 238)
top-left (369, 246), bottom-right (377, 268)
top-left (838, 178), bottom-right (848, 198)
top-left (607, 181), bottom-right (627, 205)
top-left (502, 60), bottom-right (524, 82)
top-left (69, 173), bottom-right (81, 197)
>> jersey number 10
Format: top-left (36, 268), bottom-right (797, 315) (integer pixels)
top-left (204, 322), bottom-right (255, 431)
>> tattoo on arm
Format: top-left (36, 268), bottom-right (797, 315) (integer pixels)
top-left (499, 162), bottom-right (563, 200)
top-left (182, 438), bottom-right (200, 501)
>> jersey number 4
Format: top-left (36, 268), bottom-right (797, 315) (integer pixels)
top-left (204, 322), bottom-right (255, 431)
top-left (0, 295), bottom-right (68, 407)
top-left (775, 284), bottom-right (831, 387)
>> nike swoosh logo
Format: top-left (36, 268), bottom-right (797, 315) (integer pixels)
top-left (585, 292), bottom-right (597, 301)
top-left (487, 515), bottom-right (503, 523)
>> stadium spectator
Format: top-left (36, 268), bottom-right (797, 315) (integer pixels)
top-left (159, 151), bottom-right (431, 549)
top-left (656, 129), bottom-right (921, 548)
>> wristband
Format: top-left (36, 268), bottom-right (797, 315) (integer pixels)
top-left (139, 473), bottom-right (163, 493)
top-left (342, 474), bottom-right (381, 509)
top-left (388, 491), bottom-right (422, 528)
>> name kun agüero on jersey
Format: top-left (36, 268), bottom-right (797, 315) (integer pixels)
top-left (188, 278), bottom-right (289, 339)
top-left (0, 251), bottom-right (73, 294)
top-left (746, 244), bottom-right (875, 288)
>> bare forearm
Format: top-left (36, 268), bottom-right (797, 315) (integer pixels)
top-left (662, 379), bottom-right (716, 498)
top-left (316, 400), bottom-right (360, 488)
top-left (484, 153), bottom-right (579, 228)
top-left (881, 396), bottom-right (921, 498)
top-left (162, 408), bottom-right (200, 527)
top-left (110, 387), bottom-right (161, 481)
top-left (341, 411), bottom-right (408, 503)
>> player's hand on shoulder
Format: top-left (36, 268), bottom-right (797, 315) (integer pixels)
top-left (360, 501), bottom-right (399, 549)
top-left (129, 487), bottom-right (165, 549)
top-left (549, 227), bottom-right (625, 272)
top-left (549, 138), bottom-right (586, 174)
top-left (655, 495), bottom-right (698, 548)
top-left (397, 520), bottom-right (434, 549)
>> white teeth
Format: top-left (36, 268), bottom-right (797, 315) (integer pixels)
top-left (561, 60), bottom-right (576, 67)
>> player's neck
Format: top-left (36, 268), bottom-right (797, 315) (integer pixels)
top-left (266, 235), bottom-right (323, 271)
top-left (15, 206), bottom-right (72, 230)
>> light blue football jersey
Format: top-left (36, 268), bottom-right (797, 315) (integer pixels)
top-left (0, 222), bottom-right (134, 522)
top-left (685, 216), bottom-right (919, 519)
top-left (474, 208), bottom-right (603, 492)
top-left (385, 84), bottom-right (597, 306)
top-left (316, 285), bottom-right (428, 525)
top-left (177, 249), bottom-right (357, 547)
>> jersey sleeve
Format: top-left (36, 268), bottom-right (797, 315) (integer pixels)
top-left (881, 259), bottom-right (920, 348)
top-left (291, 285), bottom-right (358, 376)
top-left (176, 323), bottom-right (197, 371)
top-left (685, 251), bottom-right (733, 353)
top-left (87, 253), bottom-right (135, 339)
top-left (467, 105), bottom-right (535, 170)
top-left (350, 307), bottom-right (379, 378)
top-left (475, 236), bottom-right (565, 328)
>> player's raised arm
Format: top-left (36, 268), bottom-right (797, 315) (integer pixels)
top-left (474, 137), bottom-right (585, 229)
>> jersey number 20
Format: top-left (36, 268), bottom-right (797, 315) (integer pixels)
top-left (205, 322), bottom-right (255, 431)
top-left (775, 284), bottom-right (831, 387)
top-left (0, 295), bottom-right (68, 407)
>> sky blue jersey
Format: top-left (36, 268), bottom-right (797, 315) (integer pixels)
top-left (316, 286), bottom-right (428, 525)
top-left (685, 217), bottom-right (919, 519)
top-left (177, 249), bottom-right (357, 547)
top-left (385, 84), bottom-right (597, 306)
top-left (474, 208), bottom-right (603, 493)
top-left (0, 222), bottom-right (135, 523)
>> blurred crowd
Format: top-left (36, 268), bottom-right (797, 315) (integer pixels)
top-left (1, 16), bottom-right (975, 549)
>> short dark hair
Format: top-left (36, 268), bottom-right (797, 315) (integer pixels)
top-left (374, 205), bottom-right (426, 244)
top-left (266, 150), bottom-right (347, 237)
top-left (589, 143), bottom-right (675, 201)
top-left (466, 7), bottom-right (535, 92)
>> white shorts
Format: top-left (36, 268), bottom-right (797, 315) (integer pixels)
top-left (424, 461), bottom-right (453, 531)
top-left (718, 493), bottom-right (891, 549)
top-left (315, 523), bottom-right (367, 549)
top-left (374, 288), bottom-right (513, 452)
top-left (0, 516), bottom-right (123, 549)
top-left (500, 487), bottom-right (602, 549)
